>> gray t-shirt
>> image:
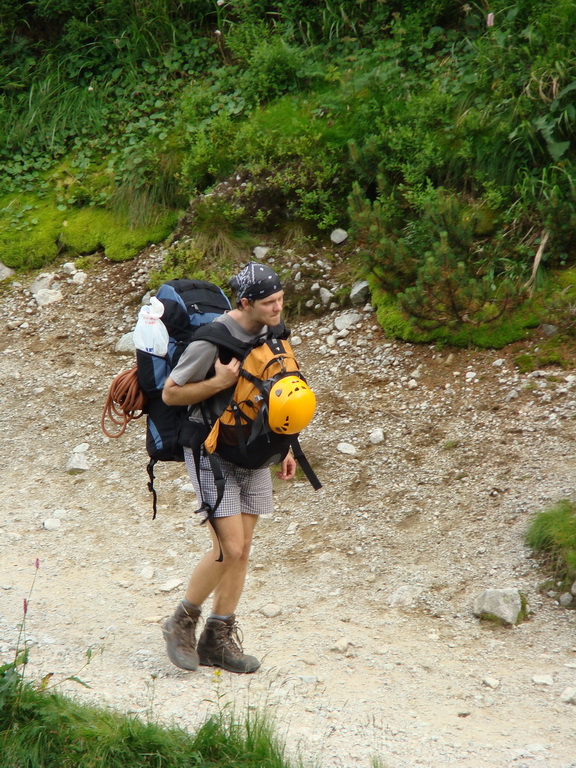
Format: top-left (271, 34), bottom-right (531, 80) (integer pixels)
top-left (170, 313), bottom-right (267, 419)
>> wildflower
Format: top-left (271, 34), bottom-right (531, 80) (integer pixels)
top-left (487, 12), bottom-right (494, 26)
top-left (23, 598), bottom-right (28, 615)
top-left (216, 0), bottom-right (225, 5)
top-left (215, 29), bottom-right (221, 36)
top-left (35, 558), bottom-right (40, 569)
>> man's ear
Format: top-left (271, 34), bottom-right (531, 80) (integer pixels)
top-left (239, 297), bottom-right (252, 311)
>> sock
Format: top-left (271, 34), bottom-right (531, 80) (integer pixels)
top-left (209, 613), bottom-right (233, 621)
top-left (182, 599), bottom-right (201, 613)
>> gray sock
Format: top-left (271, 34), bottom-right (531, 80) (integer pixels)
top-left (209, 613), bottom-right (232, 621)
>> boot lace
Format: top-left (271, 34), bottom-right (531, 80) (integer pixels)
top-left (221, 620), bottom-right (245, 657)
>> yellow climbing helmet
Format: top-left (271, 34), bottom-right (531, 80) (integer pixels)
top-left (268, 376), bottom-right (316, 434)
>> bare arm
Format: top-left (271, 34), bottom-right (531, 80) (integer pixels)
top-left (277, 452), bottom-right (297, 480)
top-left (162, 358), bottom-right (241, 407)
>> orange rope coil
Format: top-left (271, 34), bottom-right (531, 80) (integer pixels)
top-left (101, 366), bottom-right (147, 438)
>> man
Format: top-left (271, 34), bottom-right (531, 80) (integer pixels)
top-left (161, 263), bottom-right (296, 674)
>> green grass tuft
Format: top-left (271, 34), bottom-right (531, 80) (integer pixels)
top-left (526, 500), bottom-right (576, 587)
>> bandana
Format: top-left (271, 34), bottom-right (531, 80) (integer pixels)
top-left (229, 262), bottom-right (283, 301)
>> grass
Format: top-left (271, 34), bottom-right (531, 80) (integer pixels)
top-left (0, 661), bottom-right (304, 768)
top-left (526, 499), bottom-right (576, 589)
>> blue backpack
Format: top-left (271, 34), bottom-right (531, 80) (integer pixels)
top-left (135, 279), bottom-right (231, 516)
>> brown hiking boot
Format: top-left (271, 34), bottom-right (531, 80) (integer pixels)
top-left (162, 601), bottom-right (201, 671)
top-left (197, 615), bottom-right (261, 674)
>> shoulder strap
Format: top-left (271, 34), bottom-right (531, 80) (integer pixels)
top-left (192, 322), bottom-right (253, 360)
top-left (290, 437), bottom-right (322, 490)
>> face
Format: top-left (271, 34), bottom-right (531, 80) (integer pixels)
top-left (245, 290), bottom-right (284, 328)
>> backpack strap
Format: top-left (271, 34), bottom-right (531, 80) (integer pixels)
top-left (290, 437), bottom-right (322, 490)
top-left (146, 458), bottom-right (159, 520)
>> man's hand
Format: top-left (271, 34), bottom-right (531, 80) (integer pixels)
top-left (214, 357), bottom-right (241, 389)
top-left (277, 453), bottom-right (296, 480)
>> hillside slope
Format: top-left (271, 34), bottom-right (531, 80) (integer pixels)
top-left (1, 250), bottom-right (576, 768)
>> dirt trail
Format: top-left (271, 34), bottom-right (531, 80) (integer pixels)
top-left (1, 252), bottom-right (576, 768)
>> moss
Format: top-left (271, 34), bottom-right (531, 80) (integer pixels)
top-left (368, 276), bottom-right (538, 349)
top-left (514, 342), bottom-right (571, 374)
top-left (514, 353), bottom-right (535, 374)
top-left (0, 195), bottom-right (62, 269)
top-left (554, 267), bottom-right (576, 289)
top-left (61, 208), bottom-right (176, 262)
top-left (0, 193), bottom-right (177, 268)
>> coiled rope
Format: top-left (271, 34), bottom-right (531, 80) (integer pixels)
top-left (101, 366), bottom-right (147, 438)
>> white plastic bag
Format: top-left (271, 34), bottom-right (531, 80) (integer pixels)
top-left (133, 296), bottom-right (169, 356)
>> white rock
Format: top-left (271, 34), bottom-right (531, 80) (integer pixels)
top-left (73, 443), bottom-right (90, 453)
top-left (319, 287), bottom-right (334, 305)
top-left (71, 271), bottom-right (87, 285)
top-left (369, 428), bottom-right (385, 445)
top-left (35, 288), bottom-right (63, 307)
top-left (330, 228), bottom-right (348, 245)
top-left (0, 262), bottom-right (15, 280)
top-left (159, 579), bottom-right (183, 592)
top-left (473, 588), bottom-right (526, 625)
top-left (465, 371), bottom-right (477, 382)
top-left (532, 675), bottom-right (554, 686)
top-left (260, 603), bottom-right (282, 618)
top-left (140, 566), bottom-right (155, 579)
top-left (389, 585), bottom-right (423, 606)
top-left (407, 379), bottom-right (418, 390)
top-left (253, 246), bottom-right (270, 259)
top-left (559, 592), bottom-right (573, 607)
top-left (331, 637), bottom-right (350, 653)
top-left (62, 262), bottom-right (77, 275)
top-left (560, 687), bottom-right (576, 704)
top-left (337, 442), bottom-right (357, 455)
top-left (43, 518), bottom-right (62, 531)
top-left (350, 280), bottom-right (370, 306)
top-left (115, 332), bottom-right (136, 354)
top-left (290, 335), bottom-right (302, 346)
top-left (334, 312), bottom-right (361, 331)
top-left (483, 677), bottom-right (501, 689)
top-left (493, 358), bottom-right (504, 367)
top-left (66, 453), bottom-right (90, 474)
top-left (30, 273), bottom-right (56, 294)
top-left (571, 581), bottom-right (576, 596)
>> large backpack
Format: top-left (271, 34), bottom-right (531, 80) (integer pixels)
top-left (135, 279), bottom-right (231, 516)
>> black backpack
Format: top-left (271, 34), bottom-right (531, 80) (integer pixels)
top-left (135, 279), bottom-right (231, 516)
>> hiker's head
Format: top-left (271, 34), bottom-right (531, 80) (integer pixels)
top-left (230, 262), bottom-right (283, 307)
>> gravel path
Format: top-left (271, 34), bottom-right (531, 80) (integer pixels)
top-left (1, 252), bottom-right (576, 768)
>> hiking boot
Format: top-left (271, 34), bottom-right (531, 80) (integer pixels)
top-left (162, 601), bottom-right (201, 671)
top-left (197, 615), bottom-right (261, 674)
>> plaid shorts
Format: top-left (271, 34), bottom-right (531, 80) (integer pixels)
top-left (184, 449), bottom-right (273, 518)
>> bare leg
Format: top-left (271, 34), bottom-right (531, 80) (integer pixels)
top-left (185, 513), bottom-right (258, 615)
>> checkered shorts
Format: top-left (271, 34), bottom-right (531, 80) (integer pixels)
top-left (184, 449), bottom-right (273, 518)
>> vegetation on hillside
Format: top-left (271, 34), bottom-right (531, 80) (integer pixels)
top-left (0, 655), bottom-right (303, 768)
top-left (526, 499), bottom-right (576, 594)
top-left (1, 0), bottom-right (575, 346)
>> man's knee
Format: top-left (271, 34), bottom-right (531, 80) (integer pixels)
top-left (220, 542), bottom-right (247, 563)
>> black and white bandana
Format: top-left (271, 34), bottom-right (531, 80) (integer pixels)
top-left (229, 262), bottom-right (283, 301)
